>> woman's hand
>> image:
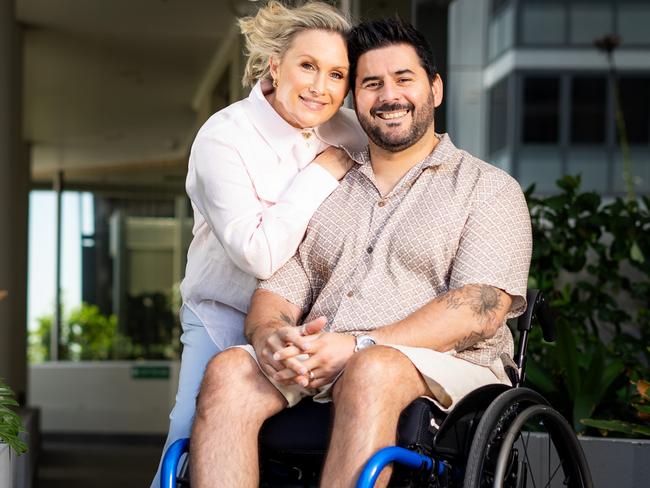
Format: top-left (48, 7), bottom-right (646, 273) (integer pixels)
top-left (313, 147), bottom-right (354, 181)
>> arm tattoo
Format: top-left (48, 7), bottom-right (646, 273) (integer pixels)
top-left (445, 285), bottom-right (504, 350)
top-left (453, 330), bottom-right (489, 351)
top-left (244, 310), bottom-right (297, 344)
top-left (279, 311), bottom-right (296, 326)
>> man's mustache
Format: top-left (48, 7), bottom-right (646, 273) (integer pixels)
top-left (370, 102), bottom-right (414, 117)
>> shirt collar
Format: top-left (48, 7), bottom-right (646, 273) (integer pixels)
top-left (352, 133), bottom-right (452, 165)
top-left (354, 133), bottom-right (455, 184)
top-left (246, 80), bottom-right (315, 164)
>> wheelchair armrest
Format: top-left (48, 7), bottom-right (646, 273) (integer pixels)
top-left (516, 289), bottom-right (555, 342)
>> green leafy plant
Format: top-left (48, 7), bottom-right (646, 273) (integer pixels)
top-left (524, 175), bottom-right (650, 434)
top-left (29, 303), bottom-right (118, 362)
top-left (29, 293), bottom-right (179, 362)
top-left (0, 378), bottom-right (27, 454)
top-left (581, 353), bottom-right (650, 438)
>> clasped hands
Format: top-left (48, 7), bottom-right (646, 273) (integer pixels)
top-left (253, 316), bottom-right (355, 389)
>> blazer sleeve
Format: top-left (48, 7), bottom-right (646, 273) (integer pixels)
top-left (186, 133), bottom-right (338, 280)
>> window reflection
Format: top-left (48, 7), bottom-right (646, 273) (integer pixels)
top-left (571, 77), bottom-right (607, 144)
top-left (523, 76), bottom-right (560, 144)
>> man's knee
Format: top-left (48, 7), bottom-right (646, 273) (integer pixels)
top-left (195, 348), bottom-right (255, 415)
top-left (333, 346), bottom-right (413, 406)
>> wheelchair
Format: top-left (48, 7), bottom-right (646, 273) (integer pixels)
top-left (161, 289), bottom-right (593, 488)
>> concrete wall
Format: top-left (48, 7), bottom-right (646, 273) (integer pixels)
top-left (28, 361), bottom-right (179, 434)
top-left (0, 0), bottom-right (28, 401)
top-left (447, 0), bottom-right (488, 159)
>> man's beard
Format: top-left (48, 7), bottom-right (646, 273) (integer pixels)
top-left (357, 92), bottom-right (435, 153)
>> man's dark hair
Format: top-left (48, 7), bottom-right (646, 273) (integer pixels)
top-left (347, 18), bottom-right (437, 92)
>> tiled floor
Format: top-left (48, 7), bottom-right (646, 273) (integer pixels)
top-left (36, 434), bottom-right (165, 488)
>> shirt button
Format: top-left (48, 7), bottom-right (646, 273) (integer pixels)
top-left (378, 200), bottom-right (385, 207)
top-left (346, 291), bottom-right (354, 298)
top-left (366, 246), bottom-right (373, 254)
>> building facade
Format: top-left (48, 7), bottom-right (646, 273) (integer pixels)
top-left (447, 0), bottom-right (650, 195)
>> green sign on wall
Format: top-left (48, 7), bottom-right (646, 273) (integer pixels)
top-left (131, 365), bottom-right (170, 379)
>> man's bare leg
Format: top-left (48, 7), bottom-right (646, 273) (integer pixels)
top-left (190, 348), bottom-right (287, 488)
top-left (320, 346), bottom-right (430, 488)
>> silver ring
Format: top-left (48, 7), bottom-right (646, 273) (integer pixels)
top-left (309, 370), bottom-right (315, 381)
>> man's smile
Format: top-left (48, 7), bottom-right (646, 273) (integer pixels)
top-left (375, 109), bottom-right (409, 120)
top-left (371, 103), bottom-right (414, 122)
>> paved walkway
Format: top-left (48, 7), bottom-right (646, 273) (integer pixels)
top-left (36, 434), bottom-right (164, 488)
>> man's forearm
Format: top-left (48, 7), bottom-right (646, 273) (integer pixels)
top-left (244, 289), bottom-right (302, 345)
top-left (370, 284), bottom-right (512, 352)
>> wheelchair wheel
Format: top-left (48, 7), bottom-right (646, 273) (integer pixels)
top-left (463, 388), bottom-right (593, 488)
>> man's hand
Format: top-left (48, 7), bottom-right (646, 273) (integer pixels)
top-left (251, 316), bottom-right (328, 386)
top-left (272, 330), bottom-right (356, 388)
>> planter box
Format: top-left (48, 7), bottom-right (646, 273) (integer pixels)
top-left (28, 360), bottom-right (179, 434)
top-left (581, 435), bottom-right (650, 488)
top-left (522, 432), bottom-right (650, 487)
top-left (0, 443), bottom-right (15, 488)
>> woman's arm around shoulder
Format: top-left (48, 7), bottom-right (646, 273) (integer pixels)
top-left (187, 126), bottom-right (339, 280)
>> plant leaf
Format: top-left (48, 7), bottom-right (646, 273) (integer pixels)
top-left (581, 419), bottom-right (650, 438)
top-left (630, 241), bottom-right (645, 264)
top-left (524, 360), bottom-right (559, 397)
top-left (555, 323), bottom-right (579, 398)
top-left (636, 380), bottom-right (650, 400)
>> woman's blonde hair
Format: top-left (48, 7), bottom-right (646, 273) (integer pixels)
top-left (239, 1), bottom-right (351, 87)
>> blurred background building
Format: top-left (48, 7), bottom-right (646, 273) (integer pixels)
top-left (0, 0), bottom-right (648, 486)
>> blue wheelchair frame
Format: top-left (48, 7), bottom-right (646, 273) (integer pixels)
top-left (161, 439), bottom-right (434, 488)
top-left (160, 290), bottom-right (560, 488)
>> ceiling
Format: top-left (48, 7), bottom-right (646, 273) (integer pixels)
top-left (17, 0), bottom-right (249, 192)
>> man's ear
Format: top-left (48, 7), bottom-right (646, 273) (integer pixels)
top-left (431, 74), bottom-right (444, 108)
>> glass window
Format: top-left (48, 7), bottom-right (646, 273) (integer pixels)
top-left (617, 3), bottom-right (650, 45)
top-left (613, 149), bottom-right (650, 194)
top-left (570, 77), bottom-right (607, 144)
top-left (28, 192), bottom-right (189, 363)
top-left (488, 3), bottom-right (515, 60)
top-left (490, 0), bottom-right (510, 16)
top-left (518, 147), bottom-right (563, 193)
top-left (569, 3), bottom-right (613, 45)
top-left (523, 76), bottom-right (560, 144)
top-left (489, 77), bottom-right (509, 154)
top-left (567, 149), bottom-right (609, 192)
top-left (619, 77), bottom-right (650, 144)
top-left (521, 2), bottom-right (566, 45)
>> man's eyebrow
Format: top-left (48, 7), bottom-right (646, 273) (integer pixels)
top-left (359, 69), bottom-right (416, 85)
top-left (360, 75), bottom-right (382, 85)
top-left (394, 69), bottom-right (416, 76)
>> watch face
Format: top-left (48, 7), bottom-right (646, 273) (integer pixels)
top-left (356, 335), bottom-right (376, 351)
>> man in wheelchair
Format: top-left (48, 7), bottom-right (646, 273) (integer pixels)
top-left (190, 18), bottom-right (532, 488)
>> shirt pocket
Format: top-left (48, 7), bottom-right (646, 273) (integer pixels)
top-left (238, 145), bottom-right (290, 205)
top-left (250, 171), bottom-right (288, 205)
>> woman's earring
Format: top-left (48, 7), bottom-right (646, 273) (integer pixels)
top-left (272, 78), bottom-right (278, 88)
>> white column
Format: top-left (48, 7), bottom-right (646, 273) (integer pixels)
top-left (0, 0), bottom-right (28, 400)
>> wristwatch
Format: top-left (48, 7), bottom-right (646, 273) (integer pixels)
top-left (354, 334), bottom-right (377, 352)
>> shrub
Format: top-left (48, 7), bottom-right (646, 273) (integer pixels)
top-left (523, 175), bottom-right (650, 436)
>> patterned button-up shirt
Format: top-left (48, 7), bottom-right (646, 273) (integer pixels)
top-left (259, 134), bottom-right (532, 376)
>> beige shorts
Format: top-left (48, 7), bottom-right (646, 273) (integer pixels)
top-left (235, 344), bottom-right (508, 411)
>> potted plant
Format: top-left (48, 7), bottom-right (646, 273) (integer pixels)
top-left (522, 177), bottom-right (650, 484)
top-left (0, 379), bottom-right (27, 455)
top-left (1, 290), bottom-right (28, 487)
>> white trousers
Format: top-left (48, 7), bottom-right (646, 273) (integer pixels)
top-left (150, 305), bottom-right (243, 488)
